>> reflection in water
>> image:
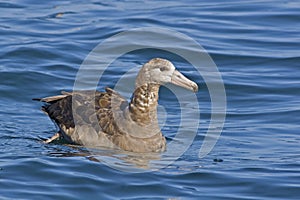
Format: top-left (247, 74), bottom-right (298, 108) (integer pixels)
top-left (46, 142), bottom-right (162, 170)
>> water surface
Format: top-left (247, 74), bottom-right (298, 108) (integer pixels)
top-left (1, 0), bottom-right (300, 199)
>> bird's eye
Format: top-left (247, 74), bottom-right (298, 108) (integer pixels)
top-left (160, 66), bottom-right (168, 71)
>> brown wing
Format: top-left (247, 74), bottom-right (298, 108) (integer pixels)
top-left (96, 87), bottom-right (129, 136)
top-left (38, 88), bottom-right (128, 144)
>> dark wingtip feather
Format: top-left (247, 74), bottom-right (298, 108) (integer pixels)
top-left (32, 98), bottom-right (42, 101)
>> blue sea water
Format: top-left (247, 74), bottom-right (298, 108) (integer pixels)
top-left (1, 0), bottom-right (300, 199)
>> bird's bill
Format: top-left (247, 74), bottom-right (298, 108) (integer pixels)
top-left (171, 70), bottom-right (198, 92)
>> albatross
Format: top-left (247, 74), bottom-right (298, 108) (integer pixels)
top-left (35, 58), bottom-right (198, 153)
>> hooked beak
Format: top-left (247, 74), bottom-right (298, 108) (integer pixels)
top-left (171, 70), bottom-right (198, 92)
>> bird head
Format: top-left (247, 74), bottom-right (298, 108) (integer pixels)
top-left (136, 58), bottom-right (198, 92)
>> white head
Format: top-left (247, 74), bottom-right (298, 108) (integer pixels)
top-left (136, 58), bottom-right (198, 92)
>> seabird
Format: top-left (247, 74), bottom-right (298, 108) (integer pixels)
top-left (34, 58), bottom-right (198, 153)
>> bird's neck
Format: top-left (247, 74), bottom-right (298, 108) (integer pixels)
top-left (129, 83), bottom-right (160, 126)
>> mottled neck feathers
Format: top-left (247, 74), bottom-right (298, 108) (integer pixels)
top-left (129, 83), bottom-right (160, 126)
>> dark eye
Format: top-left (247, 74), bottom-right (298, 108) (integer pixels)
top-left (160, 66), bottom-right (168, 71)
